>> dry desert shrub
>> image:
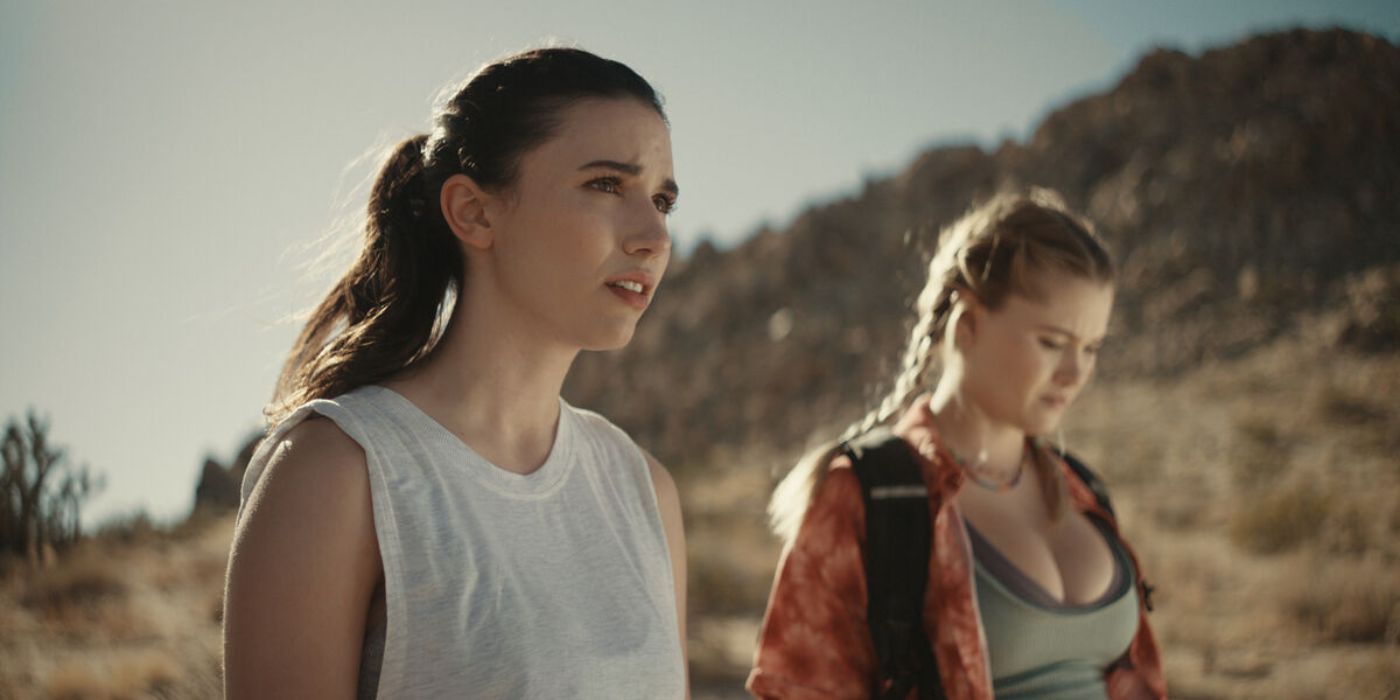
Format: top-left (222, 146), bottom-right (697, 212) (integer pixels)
top-left (1228, 415), bottom-right (1294, 490)
top-left (1314, 384), bottom-right (1391, 427)
top-left (1228, 477), bottom-right (1330, 554)
top-left (42, 651), bottom-right (182, 700)
top-left (689, 614), bottom-right (763, 688)
top-left (1282, 554), bottom-right (1400, 645)
top-left (685, 485), bottom-right (782, 618)
top-left (20, 553), bottom-right (126, 617)
top-left (1315, 497), bottom-right (1380, 556)
top-left (40, 662), bottom-right (108, 700)
top-left (1325, 650), bottom-right (1400, 700)
top-left (677, 459), bottom-right (783, 684)
top-left (91, 512), bottom-right (161, 547)
top-left (1132, 532), bottom-right (1283, 653)
top-left (688, 518), bottom-right (778, 617)
top-left (11, 542), bottom-right (170, 644)
top-left (678, 459), bottom-right (782, 618)
top-left (1137, 480), bottom-right (1215, 533)
top-left (108, 652), bottom-right (182, 698)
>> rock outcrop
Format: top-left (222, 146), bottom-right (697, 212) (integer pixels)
top-left (192, 431), bottom-right (262, 512)
top-left (563, 28), bottom-right (1400, 465)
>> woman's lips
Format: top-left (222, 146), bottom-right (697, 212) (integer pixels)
top-left (604, 271), bottom-right (657, 311)
top-left (606, 283), bottom-right (650, 310)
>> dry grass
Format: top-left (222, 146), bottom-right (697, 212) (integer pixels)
top-left (10, 543), bottom-right (157, 645)
top-left (1325, 651), bottom-right (1400, 700)
top-left (1093, 334), bottom-right (1400, 699)
top-left (19, 553), bottom-right (127, 616)
top-left (682, 459), bottom-right (782, 618)
top-left (43, 650), bottom-right (183, 699)
top-left (679, 330), bottom-right (1400, 697)
top-left (1228, 476), bottom-right (1331, 553)
top-left (677, 451), bottom-right (783, 692)
top-left (0, 515), bottom-right (232, 699)
top-left (1, 331), bottom-right (1395, 700)
top-left (1282, 554), bottom-right (1400, 645)
top-left (1228, 415), bottom-right (1293, 490)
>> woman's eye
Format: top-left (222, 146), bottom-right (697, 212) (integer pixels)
top-left (653, 194), bottom-right (678, 215)
top-left (1038, 338), bottom-right (1064, 351)
top-left (587, 177), bottom-right (622, 194)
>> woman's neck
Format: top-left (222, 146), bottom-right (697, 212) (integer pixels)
top-left (382, 288), bottom-right (579, 473)
top-left (928, 377), bottom-right (1025, 474)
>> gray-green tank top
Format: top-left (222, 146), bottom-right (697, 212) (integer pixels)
top-left (970, 520), bottom-right (1139, 699)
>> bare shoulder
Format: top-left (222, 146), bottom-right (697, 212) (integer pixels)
top-left (225, 415), bottom-right (380, 696)
top-left (640, 448), bottom-right (680, 511)
top-left (229, 414), bottom-right (379, 593)
top-left (231, 415), bottom-right (377, 569)
top-left (638, 448), bottom-right (690, 679)
top-left (241, 416), bottom-right (368, 516)
top-left (639, 448), bottom-right (685, 556)
top-left (231, 414), bottom-right (378, 574)
top-left (269, 415), bottom-right (366, 477)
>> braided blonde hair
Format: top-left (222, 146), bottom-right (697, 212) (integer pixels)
top-left (769, 188), bottom-right (1114, 545)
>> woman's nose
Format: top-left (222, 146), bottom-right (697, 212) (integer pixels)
top-left (623, 208), bottom-right (671, 258)
top-left (1054, 350), bottom-right (1084, 387)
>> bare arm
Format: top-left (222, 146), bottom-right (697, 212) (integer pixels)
top-left (644, 450), bottom-right (689, 697)
top-left (223, 417), bottom-right (382, 699)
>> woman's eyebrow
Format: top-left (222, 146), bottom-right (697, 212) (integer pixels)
top-left (1035, 323), bottom-right (1076, 339)
top-left (1035, 324), bottom-right (1109, 343)
top-left (578, 159), bottom-right (679, 195)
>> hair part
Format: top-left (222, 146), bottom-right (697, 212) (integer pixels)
top-left (769, 188), bottom-right (1114, 545)
top-left (267, 48), bottom-right (665, 425)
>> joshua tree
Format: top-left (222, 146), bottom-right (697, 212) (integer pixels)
top-left (0, 410), bottom-right (103, 563)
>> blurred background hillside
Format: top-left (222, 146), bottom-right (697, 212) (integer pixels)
top-left (3, 8), bottom-right (1399, 700)
top-left (566, 27), bottom-right (1399, 460)
top-left (570, 27), bottom-right (1400, 698)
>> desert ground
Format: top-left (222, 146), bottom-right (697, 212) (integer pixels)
top-left (2, 326), bottom-right (1396, 699)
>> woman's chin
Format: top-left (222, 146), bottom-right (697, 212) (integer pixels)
top-left (1023, 411), bottom-right (1067, 438)
top-left (579, 324), bottom-right (638, 352)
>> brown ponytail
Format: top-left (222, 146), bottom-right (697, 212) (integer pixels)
top-left (267, 135), bottom-right (460, 424)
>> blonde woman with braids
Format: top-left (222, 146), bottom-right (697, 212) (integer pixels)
top-left (224, 48), bottom-right (687, 697)
top-left (748, 191), bottom-right (1165, 700)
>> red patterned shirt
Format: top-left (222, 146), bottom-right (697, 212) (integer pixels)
top-left (747, 399), bottom-right (1166, 699)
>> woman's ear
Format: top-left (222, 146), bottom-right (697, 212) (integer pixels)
top-left (441, 174), bottom-right (497, 251)
top-left (951, 290), bottom-right (982, 351)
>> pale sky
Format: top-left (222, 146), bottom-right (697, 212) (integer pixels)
top-left (2, 0), bottom-right (1396, 527)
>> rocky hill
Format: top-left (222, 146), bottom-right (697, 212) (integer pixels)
top-left (8, 28), bottom-right (1395, 700)
top-left (563, 28), bottom-right (1400, 466)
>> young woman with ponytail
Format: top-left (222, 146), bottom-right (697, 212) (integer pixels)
top-left (223, 48), bottom-right (687, 698)
top-left (748, 191), bottom-right (1165, 699)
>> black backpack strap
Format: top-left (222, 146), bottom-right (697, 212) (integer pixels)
top-left (1060, 450), bottom-right (1114, 519)
top-left (1060, 451), bottom-right (1157, 612)
top-left (844, 429), bottom-right (945, 700)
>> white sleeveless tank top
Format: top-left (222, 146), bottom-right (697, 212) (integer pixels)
top-left (238, 385), bottom-right (686, 698)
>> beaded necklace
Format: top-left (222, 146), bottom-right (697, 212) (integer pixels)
top-left (951, 441), bottom-right (1029, 492)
